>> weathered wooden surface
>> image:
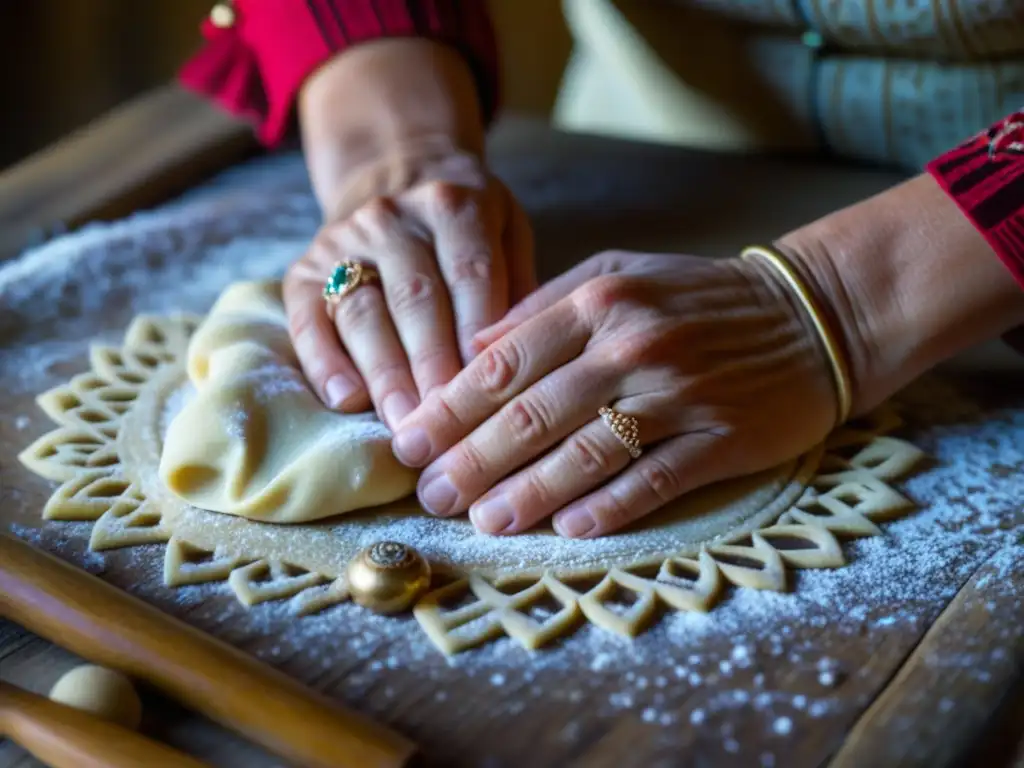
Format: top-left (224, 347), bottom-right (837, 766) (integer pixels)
top-left (1, 116), bottom-right (1022, 768)
top-left (0, 85), bottom-right (256, 262)
top-left (0, 536), bottom-right (415, 768)
top-left (830, 546), bottom-right (1024, 767)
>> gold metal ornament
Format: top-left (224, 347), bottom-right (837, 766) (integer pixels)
top-left (345, 541), bottom-right (431, 614)
top-left (322, 260), bottom-right (380, 306)
top-left (599, 406), bottom-right (642, 459)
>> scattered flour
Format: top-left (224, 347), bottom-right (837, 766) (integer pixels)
top-left (0, 183), bottom-right (317, 398)
top-left (3, 153), bottom-right (1022, 764)
top-left (10, 377), bottom-right (1023, 768)
top-left (772, 716), bottom-right (793, 736)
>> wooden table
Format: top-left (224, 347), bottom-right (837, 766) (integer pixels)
top-left (1, 86), bottom-right (1022, 768)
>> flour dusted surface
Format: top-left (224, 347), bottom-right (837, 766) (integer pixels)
top-left (3, 151), bottom-right (1022, 766)
top-left (13, 374), bottom-right (1024, 764)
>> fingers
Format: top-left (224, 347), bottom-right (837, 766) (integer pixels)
top-left (552, 431), bottom-right (734, 538)
top-left (345, 201), bottom-right (463, 400)
top-left (422, 183), bottom-right (508, 363)
top-left (503, 191), bottom-right (537, 306)
top-left (472, 250), bottom-right (617, 351)
top-left (467, 192), bottom-right (535, 358)
top-left (391, 296), bottom-right (592, 468)
top-left (331, 278), bottom-right (419, 429)
top-left (467, 417), bottom-right (634, 534)
top-left (415, 360), bottom-right (621, 519)
top-left (284, 253), bottom-right (371, 412)
top-left (286, 179), bottom-right (535, 430)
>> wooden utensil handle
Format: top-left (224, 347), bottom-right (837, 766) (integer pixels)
top-left (0, 533), bottom-right (417, 768)
top-left (0, 682), bottom-right (209, 768)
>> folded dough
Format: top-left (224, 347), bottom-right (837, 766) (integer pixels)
top-left (159, 281), bottom-right (418, 523)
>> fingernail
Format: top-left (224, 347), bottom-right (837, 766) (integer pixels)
top-left (325, 374), bottom-right (359, 409)
top-left (393, 427), bottom-right (431, 466)
top-left (382, 391), bottom-right (416, 429)
top-left (469, 497), bottom-right (515, 534)
top-left (554, 508), bottom-right (595, 538)
top-left (420, 473), bottom-right (458, 516)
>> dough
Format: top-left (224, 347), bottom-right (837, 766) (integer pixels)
top-left (49, 665), bottom-right (142, 730)
top-left (159, 281), bottom-right (418, 523)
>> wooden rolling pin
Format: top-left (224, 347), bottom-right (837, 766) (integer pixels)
top-left (0, 533), bottom-right (417, 768)
top-left (0, 681), bottom-right (209, 768)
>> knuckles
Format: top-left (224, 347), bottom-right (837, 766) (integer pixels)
top-left (386, 272), bottom-right (439, 314)
top-left (287, 311), bottom-right (320, 349)
top-left (572, 273), bottom-right (636, 320)
top-left (444, 253), bottom-right (493, 288)
top-left (566, 432), bottom-right (616, 476)
top-left (424, 180), bottom-right (471, 217)
top-left (638, 457), bottom-right (683, 503)
top-left (363, 358), bottom-right (412, 394)
top-left (334, 284), bottom-right (383, 324)
top-left (308, 230), bottom-right (342, 263)
top-left (505, 396), bottom-right (555, 444)
top-left (601, 327), bottom-right (666, 371)
top-left (475, 341), bottom-right (522, 394)
top-left (588, 489), bottom-right (633, 531)
top-left (348, 197), bottom-right (401, 240)
top-left (452, 439), bottom-right (490, 481)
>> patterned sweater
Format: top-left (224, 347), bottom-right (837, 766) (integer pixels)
top-left (179, 0), bottom-right (1024, 290)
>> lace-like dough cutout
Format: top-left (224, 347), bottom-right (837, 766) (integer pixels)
top-left (19, 287), bottom-right (926, 655)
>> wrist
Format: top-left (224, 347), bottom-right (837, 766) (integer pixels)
top-left (777, 175), bottom-right (1024, 415)
top-left (321, 141), bottom-right (489, 222)
top-left (299, 38), bottom-right (487, 220)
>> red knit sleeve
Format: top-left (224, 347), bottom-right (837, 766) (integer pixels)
top-left (926, 110), bottom-right (1024, 289)
top-left (179, 0), bottom-right (500, 147)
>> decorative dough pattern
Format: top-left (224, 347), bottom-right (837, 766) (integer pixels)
top-left (19, 297), bottom-right (926, 655)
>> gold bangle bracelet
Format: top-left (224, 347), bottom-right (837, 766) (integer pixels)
top-left (740, 244), bottom-right (853, 426)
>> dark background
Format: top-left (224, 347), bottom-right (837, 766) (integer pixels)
top-left (0, 1), bottom-right (571, 171)
top-left (0, 1), bottom-right (213, 170)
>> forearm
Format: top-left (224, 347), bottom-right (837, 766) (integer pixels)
top-left (299, 39), bottom-right (487, 221)
top-left (779, 174), bottom-right (1024, 414)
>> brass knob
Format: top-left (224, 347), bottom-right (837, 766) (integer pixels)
top-left (346, 542), bottom-right (430, 614)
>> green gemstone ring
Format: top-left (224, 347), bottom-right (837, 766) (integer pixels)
top-left (322, 260), bottom-right (379, 305)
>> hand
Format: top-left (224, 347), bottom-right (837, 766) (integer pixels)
top-left (389, 250), bottom-right (840, 538)
top-left (283, 159), bottom-right (534, 428)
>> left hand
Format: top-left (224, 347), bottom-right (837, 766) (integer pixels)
top-left (282, 160), bottom-right (534, 426)
top-left (389, 250), bottom-right (841, 538)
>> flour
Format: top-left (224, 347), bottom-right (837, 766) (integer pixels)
top-left (772, 716), bottom-right (793, 735)
top-left (24, 376), bottom-right (1007, 760)
top-left (4, 153), bottom-right (1023, 763)
top-left (0, 186), bottom-right (316, 398)
top-left (160, 385), bottom-right (196, 436)
top-left (237, 362), bottom-right (312, 404)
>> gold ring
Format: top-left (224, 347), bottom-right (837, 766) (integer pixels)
top-left (322, 260), bottom-right (380, 305)
top-left (599, 406), bottom-right (642, 459)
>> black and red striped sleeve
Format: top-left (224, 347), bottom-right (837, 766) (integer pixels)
top-left (179, 0), bottom-right (500, 147)
top-left (927, 110), bottom-right (1024, 288)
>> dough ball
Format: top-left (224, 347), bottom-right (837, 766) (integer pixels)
top-left (49, 664), bottom-right (142, 730)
